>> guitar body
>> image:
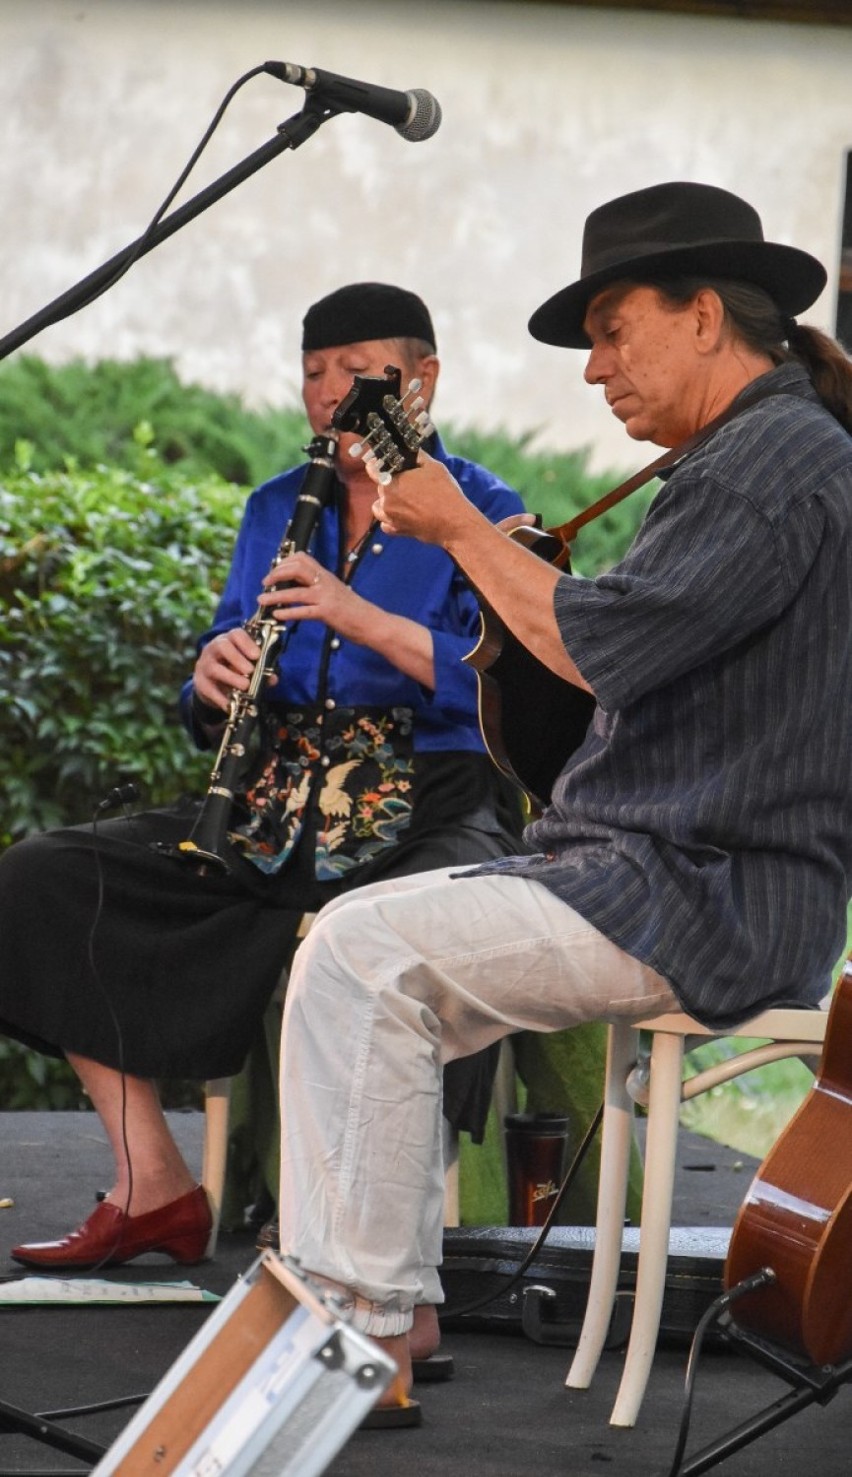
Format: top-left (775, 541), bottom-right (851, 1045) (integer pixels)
top-left (724, 959), bottom-right (852, 1366)
top-left (465, 525), bottom-right (595, 811)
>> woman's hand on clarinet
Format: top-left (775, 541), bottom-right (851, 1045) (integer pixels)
top-left (256, 552), bottom-right (374, 645)
top-left (259, 551), bottom-right (435, 685)
top-left (193, 627), bottom-right (263, 713)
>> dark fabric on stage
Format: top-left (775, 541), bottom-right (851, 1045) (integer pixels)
top-left (0, 764), bottom-right (522, 1137)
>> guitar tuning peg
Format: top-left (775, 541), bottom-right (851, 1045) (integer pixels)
top-left (337, 369), bottom-right (431, 486)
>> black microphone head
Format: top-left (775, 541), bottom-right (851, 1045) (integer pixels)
top-left (397, 89), bottom-right (442, 143)
top-left (97, 781), bottom-right (141, 812)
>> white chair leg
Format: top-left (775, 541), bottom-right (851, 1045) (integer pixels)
top-left (609, 1029), bottom-right (684, 1427)
top-left (566, 1021), bottom-right (638, 1389)
top-left (491, 1036), bottom-right (519, 1183)
top-left (202, 1076), bottom-right (232, 1258)
top-left (442, 1116), bottom-right (460, 1227)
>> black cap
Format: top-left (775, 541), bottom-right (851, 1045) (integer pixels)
top-left (302, 282), bottom-right (436, 352)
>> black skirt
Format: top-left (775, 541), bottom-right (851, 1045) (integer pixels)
top-left (0, 800), bottom-right (305, 1080)
top-left (0, 775), bottom-right (523, 1137)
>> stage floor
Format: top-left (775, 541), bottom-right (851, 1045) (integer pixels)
top-left (0, 1111), bottom-right (848, 1477)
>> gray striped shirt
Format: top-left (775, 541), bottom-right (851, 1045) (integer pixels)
top-left (497, 363), bottom-right (852, 1027)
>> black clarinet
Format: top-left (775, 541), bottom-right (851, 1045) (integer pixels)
top-left (169, 431), bottom-right (339, 874)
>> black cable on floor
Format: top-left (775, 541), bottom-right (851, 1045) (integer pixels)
top-left (666, 1268), bottom-right (776, 1477)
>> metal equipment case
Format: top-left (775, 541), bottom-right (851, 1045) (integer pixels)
top-left (91, 1252), bottom-right (396, 1477)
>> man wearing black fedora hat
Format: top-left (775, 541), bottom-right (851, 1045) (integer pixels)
top-left (271, 182), bottom-right (852, 1412)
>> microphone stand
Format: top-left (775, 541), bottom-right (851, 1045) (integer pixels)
top-left (0, 95), bottom-right (339, 364)
top-left (0, 93), bottom-right (342, 1477)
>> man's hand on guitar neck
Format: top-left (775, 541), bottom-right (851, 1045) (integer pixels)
top-left (370, 453), bottom-right (594, 695)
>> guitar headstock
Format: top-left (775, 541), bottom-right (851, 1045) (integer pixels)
top-left (331, 364), bottom-right (433, 484)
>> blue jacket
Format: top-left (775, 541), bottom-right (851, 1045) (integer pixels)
top-left (180, 433), bottom-right (524, 756)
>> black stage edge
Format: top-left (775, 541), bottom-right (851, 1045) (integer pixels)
top-left (1, 1112), bottom-right (849, 1476)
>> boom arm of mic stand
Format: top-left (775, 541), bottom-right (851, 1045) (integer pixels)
top-left (0, 99), bottom-right (338, 364)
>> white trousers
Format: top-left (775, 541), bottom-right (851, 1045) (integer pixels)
top-left (278, 865), bottom-right (677, 1337)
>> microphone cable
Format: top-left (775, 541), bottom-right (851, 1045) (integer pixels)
top-left (38, 64), bottom-right (280, 330)
top-left (81, 782), bottom-right (141, 1275)
top-left (29, 783), bottom-right (141, 1282)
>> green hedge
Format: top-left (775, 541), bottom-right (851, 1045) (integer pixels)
top-left (0, 441), bottom-right (245, 842)
top-left (0, 355), bottom-right (311, 488)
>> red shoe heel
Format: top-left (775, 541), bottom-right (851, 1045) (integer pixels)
top-left (11, 1185), bottom-right (213, 1270)
top-left (155, 1227), bottom-right (211, 1264)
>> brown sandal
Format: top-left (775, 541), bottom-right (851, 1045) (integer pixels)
top-left (361, 1397), bottom-right (422, 1429)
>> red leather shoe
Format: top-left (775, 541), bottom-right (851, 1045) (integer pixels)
top-left (10, 1185), bottom-right (212, 1270)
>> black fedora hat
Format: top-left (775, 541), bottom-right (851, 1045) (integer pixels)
top-left (528, 181), bottom-right (827, 349)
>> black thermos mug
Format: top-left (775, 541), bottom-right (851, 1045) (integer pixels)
top-left (504, 1112), bottom-right (570, 1226)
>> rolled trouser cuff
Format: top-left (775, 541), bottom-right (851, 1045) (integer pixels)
top-left (303, 1270), bottom-right (415, 1338)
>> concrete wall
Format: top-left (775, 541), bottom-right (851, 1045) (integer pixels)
top-left (1, 0), bottom-right (851, 474)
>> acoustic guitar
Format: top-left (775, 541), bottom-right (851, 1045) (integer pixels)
top-left (723, 955), bottom-right (852, 1367)
top-left (463, 526), bottom-right (595, 811)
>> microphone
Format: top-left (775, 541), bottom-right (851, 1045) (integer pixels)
top-left (96, 782), bottom-right (141, 813)
top-left (264, 61), bottom-right (441, 142)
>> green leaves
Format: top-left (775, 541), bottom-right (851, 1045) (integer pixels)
top-left (0, 457), bottom-right (245, 844)
top-left (0, 1038), bottom-right (87, 1109)
top-left (0, 355), bottom-right (311, 487)
top-left (0, 355), bottom-right (654, 579)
